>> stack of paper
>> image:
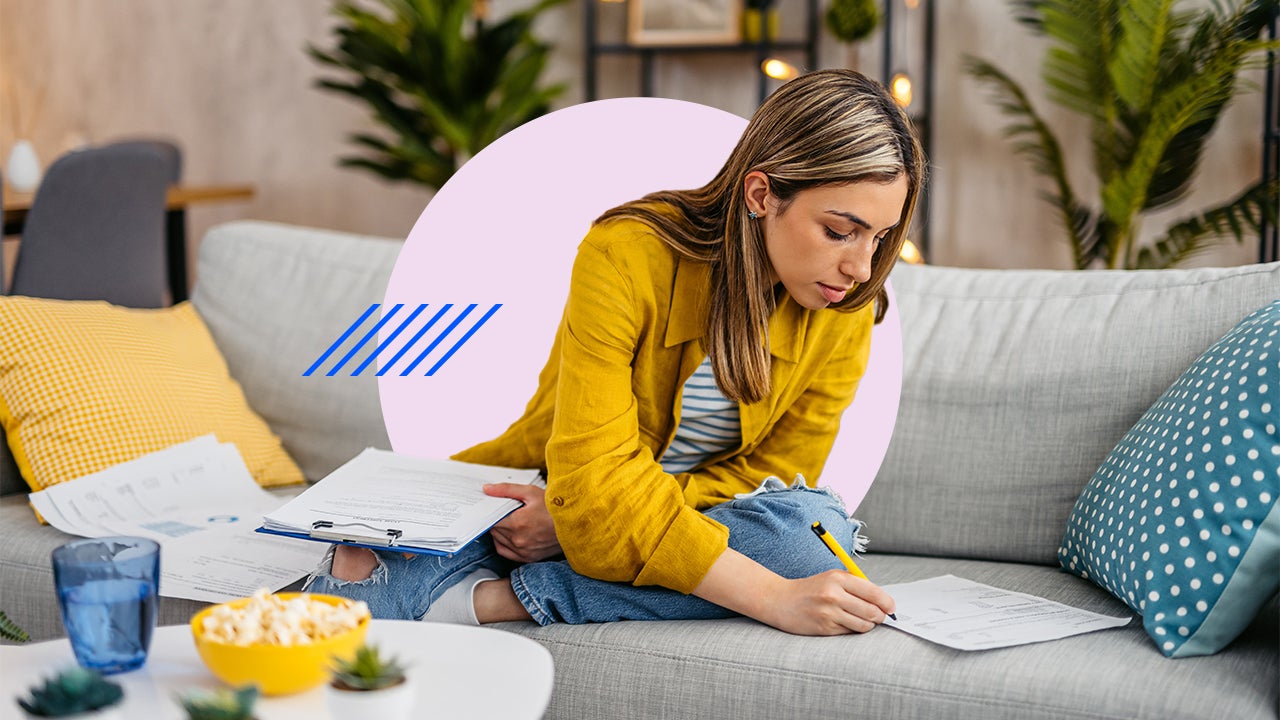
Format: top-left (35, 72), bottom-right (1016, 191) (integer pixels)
top-left (260, 448), bottom-right (541, 555)
top-left (29, 436), bottom-right (322, 603)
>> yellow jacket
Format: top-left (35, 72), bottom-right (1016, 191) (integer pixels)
top-left (453, 216), bottom-right (873, 594)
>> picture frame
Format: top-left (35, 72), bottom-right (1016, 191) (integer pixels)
top-left (627, 0), bottom-right (742, 46)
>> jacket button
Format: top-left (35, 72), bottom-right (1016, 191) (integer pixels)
top-left (552, 496), bottom-right (565, 507)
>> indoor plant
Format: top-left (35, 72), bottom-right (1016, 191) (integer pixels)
top-left (309, 0), bottom-right (567, 191)
top-left (326, 643), bottom-right (412, 720)
top-left (967, 0), bottom-right (1279, 268)
top-left (176, 686), bottom-right (258, 720)
top-left (15, 667), bottom-right (124, 719)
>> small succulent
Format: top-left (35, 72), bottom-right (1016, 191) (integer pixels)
top-left (1, 610), bottom-right (30, 643)
top-left (16, 667), bottom-right (124, 717)
top-left (176, 685), bottom-right (258, 720)
top-left (330, 644), bottom-right (407, 691)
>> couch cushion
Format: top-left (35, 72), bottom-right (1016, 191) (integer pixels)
top-left (190, 221), bottom-right (400, 482)
top-left (1060, 299), bottom-right (1279, 657)
top-left (0, 297), bottom-right (303, 495)
top-left (497, 553), bottom-right (1278, 720)
top-left (858, 261), bottom-right (1280, 565)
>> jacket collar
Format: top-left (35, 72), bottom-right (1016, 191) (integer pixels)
top-left (664, 254), bottom-right (804, 362)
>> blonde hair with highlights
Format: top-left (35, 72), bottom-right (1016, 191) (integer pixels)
top-left (596, 69), bottom-right (927, 404)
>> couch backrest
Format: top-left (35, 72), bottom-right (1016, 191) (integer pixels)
top-left (190, 221), bottom-right (400, 482)
top-left (858, 261), bottom-right (1280, 565)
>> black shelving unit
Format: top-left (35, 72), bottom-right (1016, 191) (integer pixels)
top-left (584, 0), bottom-right (820, 106)
top-left (880, 0), bottom-right (935, 256)
top-left (1261, 14), bottom-right (1278, 264)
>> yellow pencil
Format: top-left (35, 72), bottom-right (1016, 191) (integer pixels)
top-left (811, 520), bottom-right (896, 620)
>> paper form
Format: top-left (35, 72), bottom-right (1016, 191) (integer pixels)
top-left (881, 575), bottom-right (1131, 651)
top-left (28, 436), bottom-right (320, 602)
top-left (261, 448), bottom-right (541, 553)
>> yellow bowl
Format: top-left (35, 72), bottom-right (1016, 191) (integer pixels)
top-left (190, 593), bottom-right (369, 696)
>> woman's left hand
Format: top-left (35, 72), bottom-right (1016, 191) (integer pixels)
top-left (483, 483), bottom-right (563, 563)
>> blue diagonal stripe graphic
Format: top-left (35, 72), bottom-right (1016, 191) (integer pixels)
top-left (425, 303), bottom-right (502, 376)
top-left (303, 303), bottom-right (380, 377)
top-left (400, 304), bottom-right (477, 376)
top-left (352, 303), bottom-right (428, 377)
top-left (326, 304), bottom-right (405, 377)
top-left (376, 304), bottom-right (453, 377)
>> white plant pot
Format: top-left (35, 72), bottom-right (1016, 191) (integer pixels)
top-left (6, 139), bottom-right (41, 192)
top-left (325, 677), bottom-right (415, 720)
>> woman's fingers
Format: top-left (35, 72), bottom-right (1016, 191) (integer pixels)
top-left (771, 570), bottom-right (897, 635)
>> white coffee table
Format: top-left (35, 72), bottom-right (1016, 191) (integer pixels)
top-left (0, 621), bottom-right (553, 719)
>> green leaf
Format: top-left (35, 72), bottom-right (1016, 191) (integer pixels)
top-left (1109, 0), bottom-right (1178, 112)
top-left (1141, 179), bottom-right (1280, 267)
top-left (966, 56), bottom-right (1097, 266)
top-left (309, 0), bottom-right (567, 190)
top-left (1101, 38), bottom-right (1275, 246)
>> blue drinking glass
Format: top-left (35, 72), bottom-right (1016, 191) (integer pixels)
top-left (51, 537), bottom-right (160, 675)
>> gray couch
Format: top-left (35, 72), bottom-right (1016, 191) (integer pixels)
top-left (2, 220), bottom-right (1276, 720)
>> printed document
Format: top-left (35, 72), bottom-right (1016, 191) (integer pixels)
top-left (260, 448), bottom-right (541, 554)
top-left (28, 436), bottom-right (320, 603)
top-left (882, 575), bottom-right (1131, 650)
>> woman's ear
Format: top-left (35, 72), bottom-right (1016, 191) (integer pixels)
top-left (743, 171), bottom-right (770, 218)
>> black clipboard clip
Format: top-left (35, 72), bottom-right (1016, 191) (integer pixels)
top-left (310, 520), bottom-right (403, 547)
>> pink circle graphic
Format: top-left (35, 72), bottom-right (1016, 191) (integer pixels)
top-left (380, 97), bottom-right (901, 512)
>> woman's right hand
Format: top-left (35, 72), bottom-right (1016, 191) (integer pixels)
top-left (758, 569), bottom-right (896, 636)
top-left (692, 548), bottom-right (896, 636)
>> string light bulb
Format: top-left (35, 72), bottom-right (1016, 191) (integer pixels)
top-left (890, 73), bottom-right (913, 108)
top-left (761, 58), bottom-right (799, 81)
top-left (899, 239), bottom-right (925, 264)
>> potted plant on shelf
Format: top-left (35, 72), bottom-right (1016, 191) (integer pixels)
top-left (326, 643), bottom-right (412, 720)
top-left (176, 686), bottom-right (258, 720)
top-left (966, 0), bottom-right (1280, 268)
top-left (15, 667), bottom-right (124, 719)
top-left (826, 0), bottom-right (881, 45)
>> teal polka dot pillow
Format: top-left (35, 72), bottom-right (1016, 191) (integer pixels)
top-left (1059, 299), bottom-right (1279, 658)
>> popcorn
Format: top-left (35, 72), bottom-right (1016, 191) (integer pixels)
top-left (200, 588), bottom-right (369, 646)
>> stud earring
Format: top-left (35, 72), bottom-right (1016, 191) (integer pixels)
top-left (748, 210), bottom-right (759, 220)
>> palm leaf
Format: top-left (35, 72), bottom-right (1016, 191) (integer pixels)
top-left (1110, 0), bottom-right (1178, 113)
top-left (1102, 37), bottom-right (1277, 260)
top-left (310, 0), bottom-right (567, 190)
top-left (1139, 178), bottom-right (1280, 267)
top-left (967, 57), bottom-right (1096, 264)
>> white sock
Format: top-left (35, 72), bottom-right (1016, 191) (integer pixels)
top-left (420, 569), bottom-right (498, 625)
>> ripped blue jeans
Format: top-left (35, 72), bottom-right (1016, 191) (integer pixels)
top-left (303, 477), bottom-right (865, 626)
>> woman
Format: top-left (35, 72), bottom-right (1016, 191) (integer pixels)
top-left (306, 68), bottom-right (925, 636)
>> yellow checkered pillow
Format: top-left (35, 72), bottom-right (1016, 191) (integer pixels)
top-left (0, 297), bottom-right (304, 492)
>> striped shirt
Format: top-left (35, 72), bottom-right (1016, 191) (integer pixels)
top-left (659, 356), bottom-right (742, 473)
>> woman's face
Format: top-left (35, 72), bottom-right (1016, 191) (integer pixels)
top-left (756, 176), bottom-right (909, 311)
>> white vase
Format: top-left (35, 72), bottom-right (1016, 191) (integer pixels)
top-left (6, 139), bottom-right (41, 191)
top-left (325, 677), bottom-right (416, 720)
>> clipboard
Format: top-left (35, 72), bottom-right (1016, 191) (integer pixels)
top-left (256, 449), bottom-right (541, 556)
top-left (255, 514), bottom-right (516, 558)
